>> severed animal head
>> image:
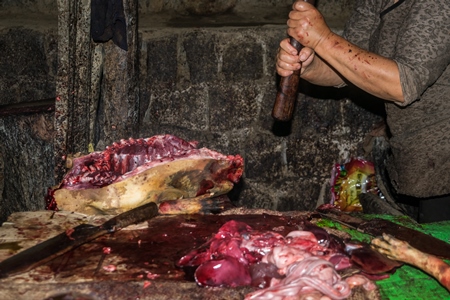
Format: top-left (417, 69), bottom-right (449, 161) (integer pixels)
top-left (46, 134), bottom-right (244, 215)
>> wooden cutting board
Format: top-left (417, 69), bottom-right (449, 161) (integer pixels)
top-left (0, 208), bottom-right (379, 300)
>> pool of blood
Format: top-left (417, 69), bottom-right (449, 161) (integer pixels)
top-left (42, 213), bottom-right (307, 283)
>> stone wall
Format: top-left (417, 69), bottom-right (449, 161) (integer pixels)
top-left (0, 18), bottom-right (57, 221)
top-left (0, 0), bottom-right (382, 222)
top-left (136, 24), bottom-right (383, 212)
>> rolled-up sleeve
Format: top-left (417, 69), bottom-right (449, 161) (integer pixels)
top-left (343, 0), bottom-right (450, 106)
top-left (393, 1), bottom-right (450, 106)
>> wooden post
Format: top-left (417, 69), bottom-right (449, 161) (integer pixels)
top-left (55, 0), bottom-right (139, 181)
top-left (97, 0), bottom-right (139, 147)
top-left (55, 0), bottom-right (93, 181)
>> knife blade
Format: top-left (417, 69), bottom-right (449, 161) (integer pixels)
top-left (358, 218), bottom-right (450, 260)
top-left (0, 201), bottom-right (159, 278)
top-left (317, 210), bottom-right (450, 260)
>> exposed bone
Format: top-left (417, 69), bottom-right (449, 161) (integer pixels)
top-left (47, 135), bottom-right (243, 215)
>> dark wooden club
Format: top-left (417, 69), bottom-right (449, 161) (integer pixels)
top-left (272, 0), bottom-right (317, 122)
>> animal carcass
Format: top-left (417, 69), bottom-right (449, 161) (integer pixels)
top-left (46, 134), bottom-right (244, 215)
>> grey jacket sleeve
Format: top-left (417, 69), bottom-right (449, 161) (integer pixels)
top-left (342, 0), bottom-right (383, 51)
top-left (342, 0), bottom-right (450, 106)
top-left (393, 0), bottom-right (450, 106)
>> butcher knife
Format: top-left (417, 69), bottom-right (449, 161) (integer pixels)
top-left (316, 209), bottom-right (450, 260)
top-left (0, 201), bottom-right (159, 278)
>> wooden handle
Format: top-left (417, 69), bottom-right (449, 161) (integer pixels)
top-left (272, 0), bottom-right (316, 122)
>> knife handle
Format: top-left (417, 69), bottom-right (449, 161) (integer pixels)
top-left (102, 202), bottom-right (159, 231)
top-left (0, 202), bottom-right (159, 278)
top-left (272, 0), bottom-right (316, 122)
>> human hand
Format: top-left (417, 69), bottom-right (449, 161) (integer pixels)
top-left (287, 1), bottom-right (332, 50)
top-left (276, 38), bottom-right (315, 77)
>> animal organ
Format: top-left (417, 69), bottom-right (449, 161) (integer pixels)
top-left (177, 220), bottom-right (395, 299)
top-left (46, 134), bottom-right (244, 215)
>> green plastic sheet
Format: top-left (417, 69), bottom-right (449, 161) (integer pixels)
top-left (317, 216), bottom-right (450, 299)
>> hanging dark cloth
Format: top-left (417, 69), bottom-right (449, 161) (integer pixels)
top-left (91, 0), bottom-right (128, 50)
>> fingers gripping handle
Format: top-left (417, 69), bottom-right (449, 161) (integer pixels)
top-left (289, 37), bottom-right (303, 54)
top-left (272, 0), bottom-right (316, 122)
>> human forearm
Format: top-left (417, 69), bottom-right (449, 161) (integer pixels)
top-left (276, 38), bottom-right (345, 87)
top-left (315, 32), bottom-right (404, 103)
top-left (282, 1), bottom-right (404, 102)
top-left (300, 54), bottom-right (346, 87)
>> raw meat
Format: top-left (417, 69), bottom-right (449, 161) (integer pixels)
top-left (46, 134), bottom-right (243, 215)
